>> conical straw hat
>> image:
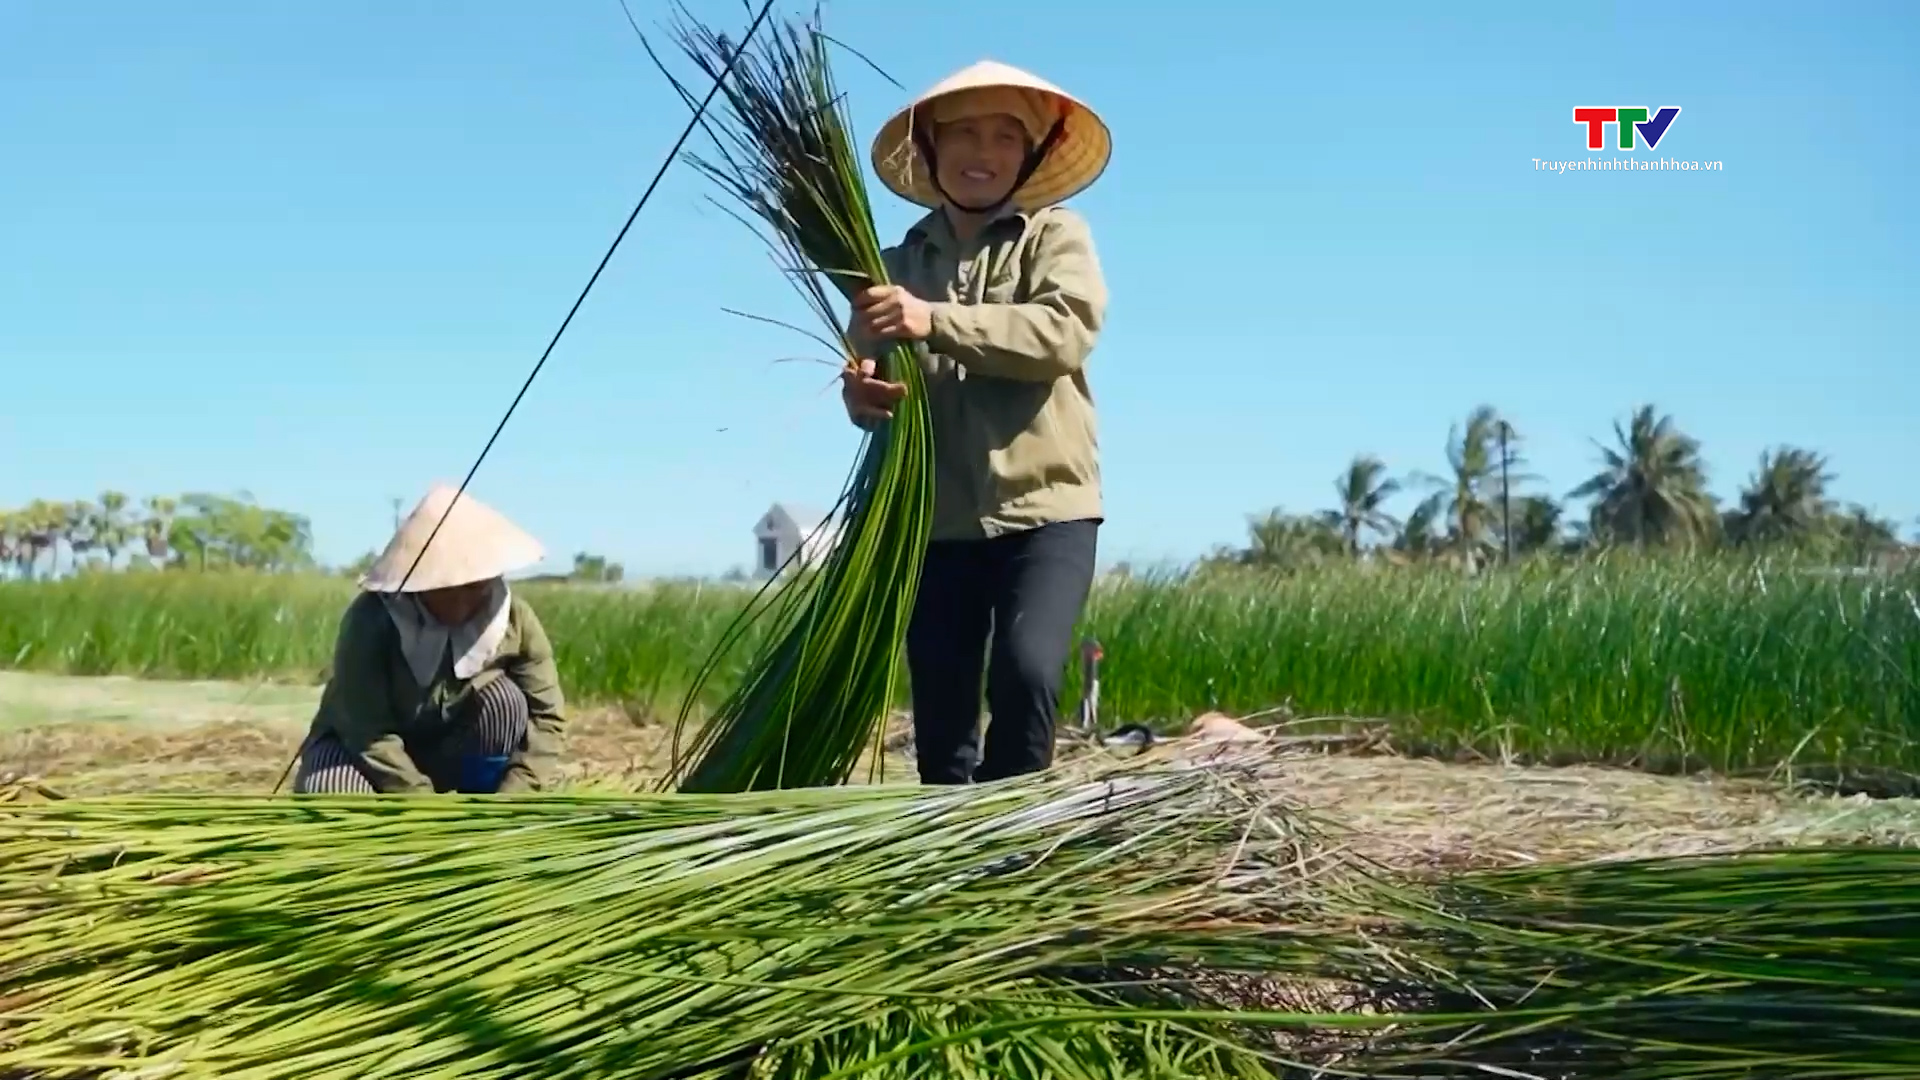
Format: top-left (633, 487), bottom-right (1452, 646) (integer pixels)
top-left (359, 483), bottom-right (544, 593)
top-left (870, 60), bottom-right (1111, 211)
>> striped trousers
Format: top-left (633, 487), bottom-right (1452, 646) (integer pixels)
top-left (294, 676), bottom-right (530, 794)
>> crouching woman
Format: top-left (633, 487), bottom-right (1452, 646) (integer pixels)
top-left (293, 484), bottom-right (567, 795)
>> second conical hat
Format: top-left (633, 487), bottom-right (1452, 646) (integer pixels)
top-left (870, 60), bottom-right (1111, 211)
top-left (359, 483), bottom-right (544, 593)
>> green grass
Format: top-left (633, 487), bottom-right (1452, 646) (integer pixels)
top-left (0, 554), bottom-right (1915, 778)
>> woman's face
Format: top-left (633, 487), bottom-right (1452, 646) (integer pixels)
top-left (418, 579), bottom-right (495, 625)
top-left (932, 112), bottom-right (1031, 209)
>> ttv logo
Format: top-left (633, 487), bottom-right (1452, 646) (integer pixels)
top-left (1572, 107), bottom-right (1681, 151)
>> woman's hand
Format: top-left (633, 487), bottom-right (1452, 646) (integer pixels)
top-left (853, 285), bottom-right (933, 341)
top-left (840, 358), bottom-right (907, 423)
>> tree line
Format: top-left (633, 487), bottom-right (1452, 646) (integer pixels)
top-left (8, 404), bottom-right (1911, 584)
top-left (0, 492), bottom-right (627, 585)
top-left (1204, 403), bottom-right (1914, 573)
top-left (0, 492), bottom-right (317, 579)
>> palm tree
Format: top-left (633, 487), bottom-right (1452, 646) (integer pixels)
top-left (1389, 497), bottom-right (1445, 563)
top-left (1569, 404), bottom-right (1716, 548)
top-left (143, 496), bottom-right (177, 566)
top-left (1410, 405), bottom-right (1520, 571)
top-left (1828, 503), bottom-right (1900, 566)
top-left (20, 500), bottom-right (67, 578)
top-left (1507, 495), bottom-right (1564, 555)
top-left (65, 501), bottom-right (100, 570)
top-left (1326, 455), bottom-right (1401, 557)
top-left (93, 491), bottom-right (133, 567)
top-left (1237, 508), bottom-right (1346, 572)
top-left (1725, 445), bottom-right (1833, 548)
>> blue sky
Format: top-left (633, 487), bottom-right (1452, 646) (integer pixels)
top-left (3, 1), bottom-right (1913, 577)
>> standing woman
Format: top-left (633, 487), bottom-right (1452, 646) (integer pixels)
top-left (842, 60), bottom-right (1111, 784)
top-left (294, 483), bottom-right (569, 795)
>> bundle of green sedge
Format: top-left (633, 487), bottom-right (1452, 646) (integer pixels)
top-left (0, 758), bottom-right (1427, 1080)
top-left (647, 5), bottom-right (934, 794)
top-left (1357, 845), bottom-right (1920, 1079)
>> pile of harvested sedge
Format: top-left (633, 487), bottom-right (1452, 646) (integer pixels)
top-left (1, 758), bottom-right (1401, 1080)
top-left (5, 756), bottom-right (1918, 1079)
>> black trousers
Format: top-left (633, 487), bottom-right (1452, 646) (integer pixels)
top-left (906, 518), bottom-right (1099, 785)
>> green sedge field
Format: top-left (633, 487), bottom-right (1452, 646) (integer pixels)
top-left (4, 556), bottom-right (1917, 773)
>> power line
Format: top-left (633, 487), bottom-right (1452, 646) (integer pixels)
top-left (267, 1), bottom-right (779, 795)
top-left (386, 0), bottom-right (779, 596)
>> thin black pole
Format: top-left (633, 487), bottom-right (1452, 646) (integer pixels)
top-left (1498, 421), bottom-right (1513, 564)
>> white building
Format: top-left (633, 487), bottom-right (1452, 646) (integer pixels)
top-left (752, 502), bottom-right (842, 579)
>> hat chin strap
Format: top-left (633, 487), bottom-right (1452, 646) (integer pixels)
top-left (914, 118), bottom-right (1067, 216)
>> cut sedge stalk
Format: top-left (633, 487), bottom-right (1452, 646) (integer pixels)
top-left (645, 7), bottom-right (935, 794)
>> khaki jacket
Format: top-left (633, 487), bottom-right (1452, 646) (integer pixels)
top-left (304, 590), bottom-right (567, 793)
top-left (854, 205), bottom-right (1107, 542)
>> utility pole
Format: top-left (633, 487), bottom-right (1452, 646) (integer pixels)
top-left (391, 497), bottom-right (402, 534)
top-left (1497, 421), bottom-right (1514, 565)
